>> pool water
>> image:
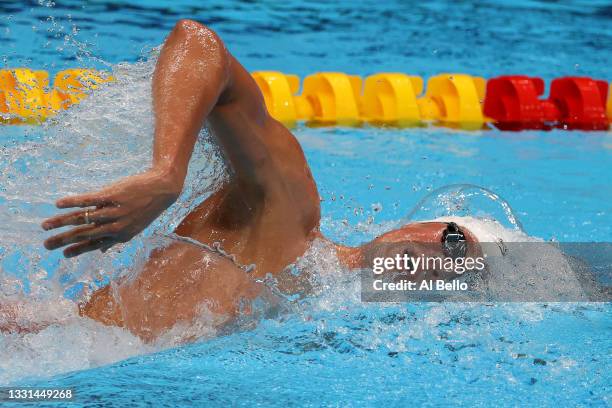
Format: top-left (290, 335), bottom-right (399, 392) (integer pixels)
top-left (0, 1), bottom-right (611, 406)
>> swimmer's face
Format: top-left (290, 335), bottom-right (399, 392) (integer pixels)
top-left (374, 222), bottom-right (456, 243)
top-left (361, 222), bottom-right (480, 281)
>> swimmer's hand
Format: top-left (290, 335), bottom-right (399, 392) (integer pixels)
top-left (41, 169), bottom-right (181, 257)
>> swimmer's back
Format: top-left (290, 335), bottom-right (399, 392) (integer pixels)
top-left (81, 239), bottom-right (263, 342)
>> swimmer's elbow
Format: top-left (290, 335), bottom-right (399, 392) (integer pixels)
top-left (173, 19), bottom-right (219, 42)
top-left (170, 19), bottom-right (230, 82)
top-left (174, 18), bottom-right (203, 32)
top-left (172, 19), bottom-right (226, 57)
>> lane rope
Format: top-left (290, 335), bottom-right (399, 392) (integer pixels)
top-left (1, 68), bottom-right (610, 130)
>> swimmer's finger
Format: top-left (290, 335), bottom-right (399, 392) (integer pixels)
top-left (56, 191), bottom-right (112, 209)
top-left (41, 207), bottom-right (119, 230)
top-left (44, 223), bottom-right (118, 250)
top-left (64, 237), bottom-right (116, 258)
top-left (41, 209), bottom-right (88, 230)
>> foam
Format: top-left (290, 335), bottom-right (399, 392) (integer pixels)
top-left (0, 317), bottom-right (153, 385)
top-left (0, 49), bottom-right (229, 385)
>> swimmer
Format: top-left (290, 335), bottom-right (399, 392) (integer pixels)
top-left (33, 20), bottom-right (480, 342)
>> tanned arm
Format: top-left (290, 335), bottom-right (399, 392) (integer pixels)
top-left (42, 20), bottom-right (231, 256)
top-left (42, 19), bottom-right (319, 258)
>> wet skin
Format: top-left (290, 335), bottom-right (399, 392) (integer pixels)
top-left (39, 20), bottom-right (478, 341)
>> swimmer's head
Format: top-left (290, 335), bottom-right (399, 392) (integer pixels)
top-left (375, 222), bottom-right (477, 244)
top-left (337, 222), bottom-right (482, 281)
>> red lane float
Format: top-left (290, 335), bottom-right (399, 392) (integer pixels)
top-left (549, 77), bottom-right (608, 130)
top-left (484, 76), bottom-right (609, 130)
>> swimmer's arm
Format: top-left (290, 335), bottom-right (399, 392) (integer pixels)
top-left (153, 20), bottom-right (286, 196)
top-left (151, 19), bottom-right (231, 189)
top-left (41, 20), bottom-right (232, 257)
top-left (42, 19), bottom-right (317, 257)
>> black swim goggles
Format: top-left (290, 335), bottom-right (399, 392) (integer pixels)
top-left (441, 222), bottom-right (467, 259)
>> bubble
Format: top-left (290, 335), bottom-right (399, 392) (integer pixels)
top-left (404, 184), bottom-right (525, 231)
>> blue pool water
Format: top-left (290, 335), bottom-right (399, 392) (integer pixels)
top-left (0, 1), bottom-right (611, 406)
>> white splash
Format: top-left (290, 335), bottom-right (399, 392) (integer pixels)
top-left (0, 51), bottom-right (227, 385)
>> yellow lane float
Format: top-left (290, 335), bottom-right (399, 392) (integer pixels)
top-left (416, 74), bottom-right (487, 130)
top-left (0, 69), bottom-right (51, 124)
top-left (252, 71), bottom-right (299, 126)
top-left (0, 68), bottom-right (113, 124)
top-left (52, 69), bottom-right (114, 109)
top-left (299, 72), bottom-right (362, 126)
top-left (251, 71), bottom-right (488, 128)
top-left (361, 73), bottom-right (423, 126)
